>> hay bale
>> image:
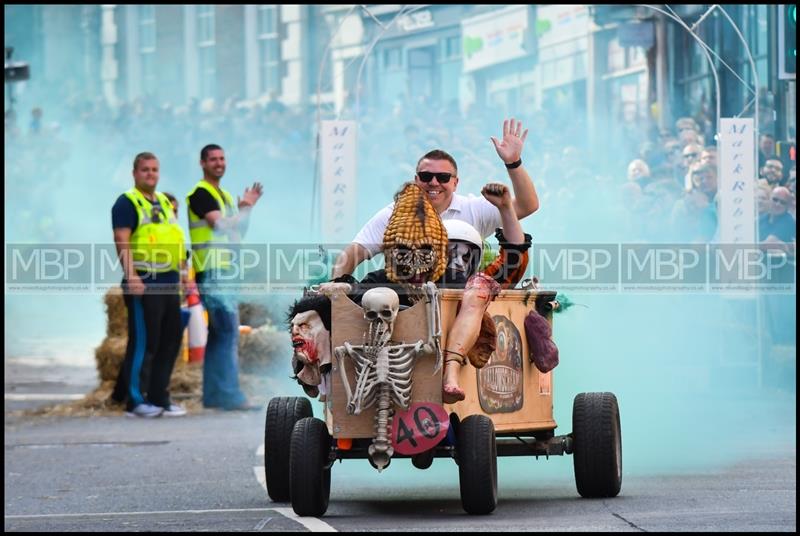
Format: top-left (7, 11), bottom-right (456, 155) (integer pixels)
top-left (104, 287), bottom-right (128, 337)
top-left (238, 324), bottom-right (291, 374)
top-left (95, 335), bottom-right (127, 382)
top-left (168, 361), bottom-right (203, 397)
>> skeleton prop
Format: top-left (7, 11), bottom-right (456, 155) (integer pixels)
top-left (334, 283), bottom-right (441, 471)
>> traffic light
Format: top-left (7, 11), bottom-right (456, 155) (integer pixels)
top-left (778, 4), bottom-right (796, 80)
top-left (4, 62), bottom-right (30, 82)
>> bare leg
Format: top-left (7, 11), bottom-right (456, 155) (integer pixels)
top-left (442, 278), bottom-right (495, 402)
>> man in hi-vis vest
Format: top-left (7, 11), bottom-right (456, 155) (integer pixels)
top-left (111, 152), bottom-right (188, 418)
top-left (187, 144), bottom-right (263, 411)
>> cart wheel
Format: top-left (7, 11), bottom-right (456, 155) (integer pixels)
top-left (457, 415), bottom-right (497, 515)
top-left (290, 417), bottom-right (332, 516)
top-left (264, 397), bottom-right (312, 502)
top-left (572, 392), bottom-right (622, 498)
top-left (411, 449), bottom-right (435, 470)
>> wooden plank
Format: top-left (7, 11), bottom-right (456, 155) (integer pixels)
top-left (440, 289), bottom-right (558, 433)
top-left (329, 292), bottom-right (441, 438)
top-left (327, 288), bottom-right (559, 438)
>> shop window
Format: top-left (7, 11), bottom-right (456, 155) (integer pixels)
top-left (139, 5), bottom-right (156, 95)
top-left (197, 5), bottom-right (216, 100)
top-left (258, 5), bottom-right (280, 95)
top-left (384, 47), bottom-right (402, 70)
top-left (441, 35), bottom-right (461, 61)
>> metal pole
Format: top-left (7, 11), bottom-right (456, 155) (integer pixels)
top-left (644, 4), bottom-right (721, 142)
top-left (715, 5), bottom-right (764, 390)
top-left (312, 5), bottom-right (359, 237)
top-left (655, 14), bottom-right (669, 132)
top-left (690, 4), bottom-right (718, 32)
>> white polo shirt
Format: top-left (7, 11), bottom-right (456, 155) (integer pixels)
top-left (353, 193), bottom-right (502, 257)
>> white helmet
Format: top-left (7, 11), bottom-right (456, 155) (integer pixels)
top-left (443, 219), bottom-right (483, 276)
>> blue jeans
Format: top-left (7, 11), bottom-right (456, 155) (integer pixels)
top-left (195, 269), bottom-right (247, 409)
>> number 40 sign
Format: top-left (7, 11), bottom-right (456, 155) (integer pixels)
top-left (390, 402), bottom-right (450, 455)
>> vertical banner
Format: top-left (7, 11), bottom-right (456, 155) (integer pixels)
top-left (320, 120), bottom-right (357, 243)
top-left (718, 118), bottom-right (756, 244)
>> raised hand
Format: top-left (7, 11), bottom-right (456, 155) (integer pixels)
top-left (238, 182), bottom-right (264, 208)
top-left (481, 182), bottom-right (512, 209)
top-left (490, 118), bottom-right (528, 165)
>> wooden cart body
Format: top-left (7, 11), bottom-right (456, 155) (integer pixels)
top-left (326, 287), bottom-right (558, 438)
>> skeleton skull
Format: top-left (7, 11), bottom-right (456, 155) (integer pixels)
top-left (361, 287), bottom-right (400, 334)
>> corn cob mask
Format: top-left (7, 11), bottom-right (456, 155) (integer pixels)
top-left (383, 182), bottom-right (448, 284)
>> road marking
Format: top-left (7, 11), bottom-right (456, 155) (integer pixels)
top-left (5, 394), bottom-right (84, 401)
top-left (254, 465), bottom-right (267, 493)
top-left (257, 443), bottom-right (264, 457)
top-left (7, 505), bottom-right (337, 532)
top-left (5, 508), bottom-right (278, 519)
top-left (253, 516), bottom-right (273, 530)
top-left (255, 445), bottom-right (338, 532)
top-left (272, 508), bottom-right (338, 532)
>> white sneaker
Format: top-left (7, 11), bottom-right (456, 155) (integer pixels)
top-left (125, 403), bottom-right (164, 418)
top-left (162, 403), bottom-right (187, 417)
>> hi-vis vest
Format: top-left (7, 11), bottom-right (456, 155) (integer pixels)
top-left (124, 188), bottom-right (186, 273)
top-left (187, 180), bottom-right (236, 273)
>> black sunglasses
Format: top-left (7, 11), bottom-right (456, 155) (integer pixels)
top-left (417, 171), bottom-right (454, 184)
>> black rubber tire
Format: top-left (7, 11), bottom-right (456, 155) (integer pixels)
top-left (457, 415), bottom-right (497, 515)
top-left (264, 397), bottom-right (312, 502)
top-left (411, 449), bottom-right (435, 470)
top-left (572, 392), bottom-right (622, 498)
top-left (289, 417), bottom-right (332, 516)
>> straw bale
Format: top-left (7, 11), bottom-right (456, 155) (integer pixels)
top-left (104, 287), bottom-right (128, 337)
top-left (238, 301), bottom-right (272, 328)
top-left (95, 336), bottom-right (127, 381)
top-left (238, 323), bottom-right (291, 374)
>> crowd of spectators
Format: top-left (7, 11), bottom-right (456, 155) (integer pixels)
top-left (5, 87), bottom-right (796, 252)
top-left (619, 113), bottom-right (796, 247)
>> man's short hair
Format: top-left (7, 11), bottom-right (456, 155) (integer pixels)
top-left (200, 144), bottom-right (223, 161)
top-left (133, 152), bottom-right (158, 170)
top-left (417, 149), bottom-right (458, 173)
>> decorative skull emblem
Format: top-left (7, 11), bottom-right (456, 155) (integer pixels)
top-left (361, 287), bottom-right (400, 333)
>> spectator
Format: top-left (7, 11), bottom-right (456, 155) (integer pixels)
top-left (759, 186), bottom-right (796, 243)
top-left (675, 116), bottom-right (700, 133)
top-left (786, 165), bottom-right (797, 218)
top-left (110, 152), bottom-right (188, 418)
top-left (186, 144), bottom-right (263, 411)
top-left (756, 184), bottom-right (773, 216)
top-left (627, 158), bottom-right (651, 185)
top-left (670, 162), bottom-right (718, 243)
top-left (681, 143), bottom-right (704, 191)
top-left (759, 157), bottom-right (785, 188)
top-left (699, 146), bottom-right (718, 168)
top-left (758, 133), bottom-right (776, 169)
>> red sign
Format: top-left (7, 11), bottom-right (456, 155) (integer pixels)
top-left (391, 402), bottom-right (449, 455)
